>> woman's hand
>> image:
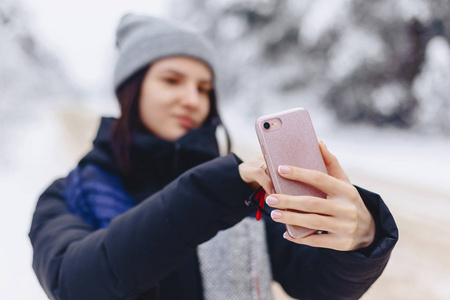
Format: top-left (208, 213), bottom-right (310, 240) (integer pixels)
top-left (238, 156), bottom-right (273, 196)
top-left (266, 142), bottom-right (376, 251)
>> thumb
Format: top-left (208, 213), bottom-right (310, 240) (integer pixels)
top-left (319, 141), bottom-right (350, 183)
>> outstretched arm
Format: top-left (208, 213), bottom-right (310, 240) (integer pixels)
top-left (29, 154), bottom-right (255, 300)
top-left (264, 142), bottom-right (398, 299)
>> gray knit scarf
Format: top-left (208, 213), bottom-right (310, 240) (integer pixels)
top-left (198, 217), bottom-right (273, 300)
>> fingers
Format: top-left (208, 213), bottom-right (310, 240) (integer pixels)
top-left (239, 157), bottom-right (273, 195)
top-left (318, 141), bottom-right (350, 183)
top-left (270, 209), bottom-right (336, 232)
top-left (278, 165), bottom-right (351, 196)
top-left (253, 157), bottom-right (273, 195)
top-left (265, 144), bottom-right (375, 252)
top-left (283, 231), bottom-right (346, 250)
top-left (255, 168), bottom-right (273, 195)
top-left (247, 165), bottom-right (273, 195)
top-left (265, 194), bottom-right (335, 216)
top-left (283, 230), bottom-right (366, 251)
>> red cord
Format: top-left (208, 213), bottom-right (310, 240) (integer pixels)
top-left (255, 189), bottom-right (265, 221)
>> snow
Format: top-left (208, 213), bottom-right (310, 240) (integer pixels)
top-left (1, 0), bottom-right (450, 299)
top-left (1, 1), bottom-right (167, 299)
top-left (217, 15), bottom-right (247, 40)
top-left (19, 0), bottom-right (169, 94)
top-left (299, 0), bottom-right (351, 47)
top-left (371, 82), bottom-right (409, 116)
top-left (3, 93), bottom-right (449, 299)
top-left (222, 102), bottom-right (450, 196)
top-left (223, 103), bottom-right (450, 299)
top-left (396, 0), bottom-right (432, 22)
top-left (413, 36), bottom-right (450, 133)
top-left (328, 27), bottom-right (385, 81)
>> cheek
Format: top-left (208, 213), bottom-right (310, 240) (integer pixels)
top-left (139, 96), bottom-right (155, 123)
top-left (140, 82), bottom-right (171, 117)
top-left (139, 90), bottom-right (166, 130)
top-left (199, 97), bottom-right (211, 122)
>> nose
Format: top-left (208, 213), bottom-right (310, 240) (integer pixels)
top-left (181, 83), bottom-right (202, 108)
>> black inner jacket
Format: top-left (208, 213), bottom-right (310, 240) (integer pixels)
top-left (80, 117), bottom-right (220, 202)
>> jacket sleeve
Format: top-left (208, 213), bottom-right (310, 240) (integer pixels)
top-left (29, 153), bottom-right (255, 300)
top-left (266, 186), bottom-right (398, 300)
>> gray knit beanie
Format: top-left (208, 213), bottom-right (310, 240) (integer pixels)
top-left (113, 13), bottom-right (218, 92)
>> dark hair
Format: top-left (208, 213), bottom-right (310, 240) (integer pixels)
top-left (111, 64), bottom-right (231, 177)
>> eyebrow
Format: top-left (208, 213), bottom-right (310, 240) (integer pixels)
top-left (160, 69), bottom-right (212, 85)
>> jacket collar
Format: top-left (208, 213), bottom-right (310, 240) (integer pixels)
top-left (80, 117), bottom-right (220, 200)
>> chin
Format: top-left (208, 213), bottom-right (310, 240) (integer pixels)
top-left (160, 129), bottom-right (188, 141)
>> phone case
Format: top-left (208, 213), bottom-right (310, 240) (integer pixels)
top-left (255, 107), bottom-right (327, 238)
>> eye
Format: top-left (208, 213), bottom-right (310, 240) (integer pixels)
top-left (198, 86), bottom-right (211, 95)
top-left (164, 77), bottom-right (179, 84)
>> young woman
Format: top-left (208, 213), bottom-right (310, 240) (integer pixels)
top-left (29, 14), bottom-right (398, 300)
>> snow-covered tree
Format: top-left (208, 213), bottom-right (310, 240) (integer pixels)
top-left (413, 36), bottom-right (450, 134)
top-left (169, 0), bottom-right (450, 134)
top-left (0, 0), bottom-right (74, 167)
top-left (0, 0), bottom-right (72, 102)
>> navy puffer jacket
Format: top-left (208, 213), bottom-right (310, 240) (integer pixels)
top-left (29, 117), bottom-right (398, 300)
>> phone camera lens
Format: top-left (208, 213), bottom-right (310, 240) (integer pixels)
top-left (264, 122), bottom-right (270, 129)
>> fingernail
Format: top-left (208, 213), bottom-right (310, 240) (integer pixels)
top-left (320, 141), bottom-right (327, 148)
top-left (278, 165), bottom-right (290, 174)
top-left (271, 210), bottom-right (283, 219)
top-left (266, 196), bottom-right (278, 205)
top-left (283, 232), bottom-right (289, 239)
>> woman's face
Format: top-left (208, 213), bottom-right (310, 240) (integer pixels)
top-left (139, 56), bottom-right (213, 141)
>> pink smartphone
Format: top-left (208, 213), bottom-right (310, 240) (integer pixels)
top-left (255, 107), bottom-right (328, 238)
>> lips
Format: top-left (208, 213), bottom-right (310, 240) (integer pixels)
top-left (177, 115), bottom-right (194, 129)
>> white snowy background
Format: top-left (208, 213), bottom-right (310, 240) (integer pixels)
top-left (1, 0), bottom-right (449, 299)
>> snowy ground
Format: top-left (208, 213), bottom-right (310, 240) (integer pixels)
top-left (226, 103), bottom-right (450, 300)
top-left (1, 97), bottom-right (449, 299)
top-left (3, 0), bottom-right (449, 299)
